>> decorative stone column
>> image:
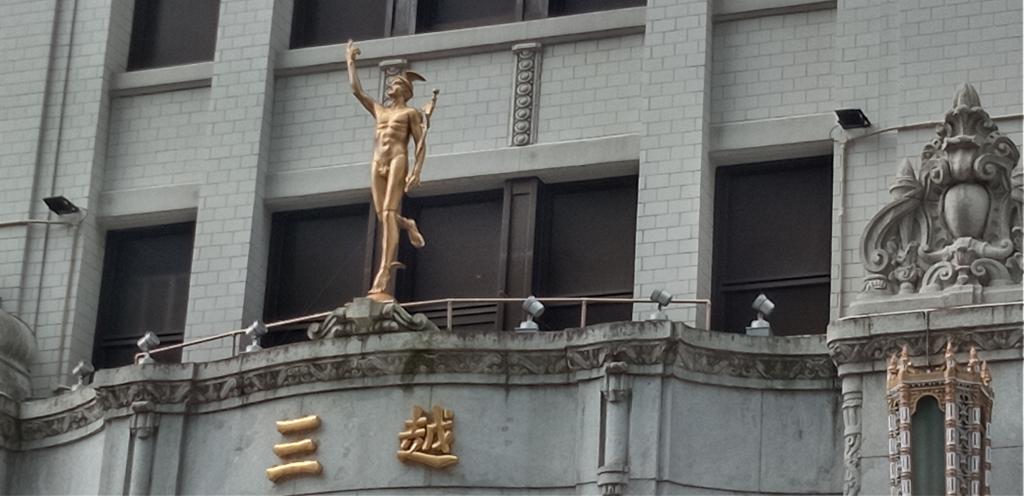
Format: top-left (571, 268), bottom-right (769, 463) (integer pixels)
top-left (379, 59), bottom-right (408, 106)
top-left (127, 401), bottom-right (159, 496)
top-left (509, 42), bottom-right (541, 146)
top-left (597, 361), bottom-right (631, 496)
top-left (841, 375), bottom-right (864, 496)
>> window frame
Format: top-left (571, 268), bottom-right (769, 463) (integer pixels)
top-left (92, 221), bottom-right (196, 368)
top-left (710, 155), bottom-right (833, 335)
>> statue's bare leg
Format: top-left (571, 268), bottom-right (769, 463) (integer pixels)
top-left (397, 215), bottom-right (425, 248)
top-left (369, 157), bottom-right (409, 296)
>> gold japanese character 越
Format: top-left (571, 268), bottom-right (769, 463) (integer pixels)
top-left (397, 404), bottom-right (458, 469)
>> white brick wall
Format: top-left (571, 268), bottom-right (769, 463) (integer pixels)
top-left (0, 1), bottom-right (57, 313)
top-left (538, 34), bottom-right (644, 143)
top-left (711, 9), bottom-right (834, 123)
top-left (105, 88), bottom-right (212, 191)
top-left (413, 51), bottom-right (511, 154)
top-left (898, 0), bottom-right (1022, 121)
top-left (270, 68), bottom-right (377, 175)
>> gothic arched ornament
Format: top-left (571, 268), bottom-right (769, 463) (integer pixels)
top-left (854, 84), bottom-right (1022, 314)
top-left (886, 341), bottom-right (993, 496)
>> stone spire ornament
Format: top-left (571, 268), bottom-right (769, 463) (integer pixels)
top-left (854, 83), bottom-right (1022, 313)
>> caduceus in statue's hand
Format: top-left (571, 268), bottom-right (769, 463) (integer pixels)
top-left (346, 40), bottom-right (439, 302)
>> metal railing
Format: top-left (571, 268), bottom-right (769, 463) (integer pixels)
top-left (135, 296), bottom-right (709, 363)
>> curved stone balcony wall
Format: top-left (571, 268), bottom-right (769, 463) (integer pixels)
top-left (3, 322), bottom-right (841, 495)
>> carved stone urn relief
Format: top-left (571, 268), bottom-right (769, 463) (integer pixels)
top-left (854, 84), bottom-right (1022, 313)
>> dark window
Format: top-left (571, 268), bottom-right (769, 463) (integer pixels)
top-left (535, 177), bottom-right (638, 330)
top-left (711, 156), bottom-right (832, 335)
top-left (262, 176), bottom-right (639, 340)
top-left (263, 204), bottom-right (372, 346)
top-left (93, 222), bottom-right (195, 368)
top-left (290, 0), bottom-right (388, 49)
top-left (548, 0), bottom-right (645, 17)
top-left (395, 191), bottom-right (504, 329)
top-left (127, 0), bottom-right (219, 70)
top-left (416, 0), bottom-right (518, 32)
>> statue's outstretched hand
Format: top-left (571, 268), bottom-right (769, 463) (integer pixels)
top-left (346, 40), bottom-right (361, 65)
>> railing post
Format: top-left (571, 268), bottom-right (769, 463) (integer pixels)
top-left (446, 300), bottom-right (453, 331)
top-left (580, 300), bottom-right (588, 327)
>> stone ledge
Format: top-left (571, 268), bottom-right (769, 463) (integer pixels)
top-left (713, 0), bottom-right (836, 22)
top-left (110, 62), bottom-right (213, 96)
top-left (827, 302), bottom-right (1023, 374)
top-left (266, 134), bottom-right (640, 207)
top-left (10, 322), bottom-right (834, 446)
top-left (275, 8), bottom-right (645, 76)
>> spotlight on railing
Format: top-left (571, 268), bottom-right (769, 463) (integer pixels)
top-left (647, 289), bottom-right (674, 321)
top-left (136, 331), bottom-right (161, 365)
top-left (71, 360), bottom-right (94, 391)
top-left (746, 293), bottom-right (775, 336)
top-left (244, 320), bottom-right (268, 353)
top-left (516, 296), bottom-right (545, 331)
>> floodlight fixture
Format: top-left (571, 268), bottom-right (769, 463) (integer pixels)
top-left (136, 331), bottom-right (161, 365)
top-left (647, 289), bottom-right (674, 321)
top-left (244, 320), bottom-right (268, 353)
top-left (43, 196), bottom-right (81, 216)
top-left (834, 108), bottom-right (871, 130)
top-left (71, 360), bottom-right (95, 391)
top-left (746, 293), bottom-right (774, 337)
top-left (516, 296), bottom-right (545, 331)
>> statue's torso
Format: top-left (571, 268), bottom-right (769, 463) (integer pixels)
top-left (373, 106), bottom-right (417, 160)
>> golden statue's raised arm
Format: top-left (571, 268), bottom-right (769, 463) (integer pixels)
top-left (346, 40), bottom-right (377, 117)
top-left (344, 41), bottom-right (439, 302)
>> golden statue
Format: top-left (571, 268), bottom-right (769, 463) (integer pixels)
top-left (346, 40), bottom-right (438, 302)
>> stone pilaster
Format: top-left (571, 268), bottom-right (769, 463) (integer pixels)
top-left (182, 0), bottom-right (293, 361)
top-left (635, 0), bottom-right (714, 325)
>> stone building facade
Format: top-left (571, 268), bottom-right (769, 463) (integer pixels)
top-left (0, 0), bottom-right (1020, 494)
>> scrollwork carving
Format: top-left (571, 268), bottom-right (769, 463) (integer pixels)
top-left (858, 84), bottom-right (1022, 300)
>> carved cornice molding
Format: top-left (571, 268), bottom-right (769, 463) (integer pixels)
top-left (16, 328), bottom-right (834, 443)
top-left (828, 326), bottom-right (1022, 366)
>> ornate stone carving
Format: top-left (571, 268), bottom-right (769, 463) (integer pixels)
top-left (841, 377), bottom-right (863, 496)
top-left (858, 84), bottom-right (1022, 304)
top-left (307, 298), bottom-right (438, 339)
top-left (378, 58), bottom-right (408, 107)
top-left (20, 399), bottom-right (104, 442)
top-left (828, 326), bottom-right (1022, 366)
top-left (510, 42), bottom-right (541, 146)
top-left (20, 329), bottom-right (837, 442)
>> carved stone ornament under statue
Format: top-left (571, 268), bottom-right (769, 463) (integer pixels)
top-left (853, 83), bottom-right (1022, 314)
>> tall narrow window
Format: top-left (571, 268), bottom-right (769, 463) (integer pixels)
top-left (910, 396), bottom-right (945, 495)
top-left (263, 205), bottom-right (371, 346)
top-left (416, 0), bottom-right (518, 32)
top-left (290, 0), bottom-right (388, 49)
top-left (711, 156), bottom-right (832, 335)
top-left (127, 0), bottom-right (220, 70)
top-left (535, 177), bottom-right (638, 330)
top-left (93, 222), bottom-right (195, 368)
